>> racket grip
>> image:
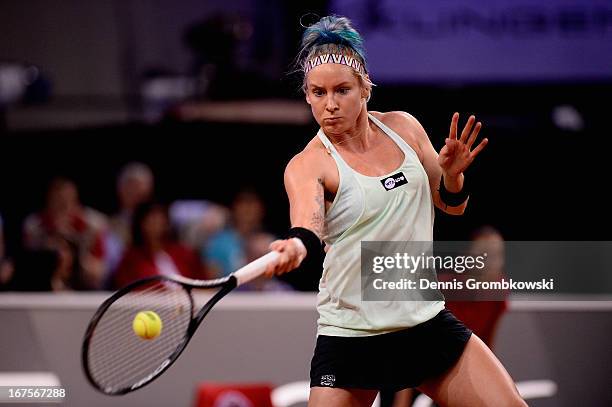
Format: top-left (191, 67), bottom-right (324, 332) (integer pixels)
top-left (232, 238), bottom-right (305, 286)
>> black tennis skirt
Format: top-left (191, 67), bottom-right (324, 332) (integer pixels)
top-left (310, 308), bottom-right (472, 393)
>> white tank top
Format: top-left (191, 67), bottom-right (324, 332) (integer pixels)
top-left (316, 113), bottom-right (445, 337)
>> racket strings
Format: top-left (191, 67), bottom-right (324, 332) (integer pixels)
top-left (88, 283), bottom-right (190, 389)
top-left (89, 284), bottom-right (189, 373)
top-left (86, 280), bottom-right (192, 393)
top-left (89, 284), bottom-right (186, 360)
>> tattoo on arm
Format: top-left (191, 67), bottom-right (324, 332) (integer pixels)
top-left (311, 177), bottom-right (326, 238)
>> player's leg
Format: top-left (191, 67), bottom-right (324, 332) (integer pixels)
top-left (309, 386), bottom-right (378, 407)
top-left (416, 334), bottom-right (526, 407)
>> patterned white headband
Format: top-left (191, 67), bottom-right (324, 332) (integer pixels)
top-left (304, 53), bottom-right (366, 75)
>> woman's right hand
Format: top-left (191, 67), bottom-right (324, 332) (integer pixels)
top-left (265, 238), bottom-right (307, 277)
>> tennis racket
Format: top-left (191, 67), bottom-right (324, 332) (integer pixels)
top-left (82, 244), bottom-right (293, 395)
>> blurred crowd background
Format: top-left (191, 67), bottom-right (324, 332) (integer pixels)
top-left (0, 0), bottom-right (610, 292)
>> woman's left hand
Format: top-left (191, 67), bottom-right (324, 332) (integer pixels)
top-left (438, 113), bottom-right (488, 177)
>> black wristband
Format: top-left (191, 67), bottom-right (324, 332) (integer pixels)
top-left (439, 175), bottom-right (469, 207)
top-left (286, 227), bottom-right (321, 256)
top-left (286, 227), bottom-right (324, 269)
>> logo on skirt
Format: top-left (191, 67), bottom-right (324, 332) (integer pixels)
top-left (320, 374), bottom-right (336, 387)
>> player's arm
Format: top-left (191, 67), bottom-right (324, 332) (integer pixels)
top-left (265, 150), bottom-right (326, 276)
top-left (399, 112), bottom-right (468, 215)
top-left (284, 152), bottom-right (326, 238)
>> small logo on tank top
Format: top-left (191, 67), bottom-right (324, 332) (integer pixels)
top-left (381, 172), bottom-right (408, 191)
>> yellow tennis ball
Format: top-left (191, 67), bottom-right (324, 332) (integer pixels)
top-left (133, 311), bottom-right (163, 340)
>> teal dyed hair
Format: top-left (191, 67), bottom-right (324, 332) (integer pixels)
top-left (300, 16), bottom-right (367, 65)
top-left (296, 15), bottom-right (372, 97)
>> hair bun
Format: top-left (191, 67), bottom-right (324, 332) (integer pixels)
top-left (299, 15), bottom-right (366, 63)
top-left (314, 30), bottom-right (347, 47)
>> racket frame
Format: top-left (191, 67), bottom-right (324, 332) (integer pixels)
top-left (82, 274), bottom-right (237, 395)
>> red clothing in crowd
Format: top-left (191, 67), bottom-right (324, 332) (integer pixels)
top-left (23, 209), bottom-right (106, 259)
top-left (113, 243), bottom-right (204, 289)
top-left (445, 300), bottom-right (508, 347)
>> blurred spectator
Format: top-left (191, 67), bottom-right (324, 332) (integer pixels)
top-left (22, 177), bottom-right (107, 290)
top-left (203, 189), bottom-right (290, 291)
top-left (112, 201), bottom-right (205, 289)
top-left (244, 231), bottom-right (292, 291)
top-left (169, 200), bottom-right (228, 250)
top-left (105, 162), bottom-right (154, 277)
top-left (44, 236), bottom-right (78, 291)
top-left (203, 189), bottom-right (268, 277)
top-left (0, 213), bottom-right (15, 289)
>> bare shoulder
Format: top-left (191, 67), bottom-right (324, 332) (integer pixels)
top-left (285, 135), bottom-right (333, 180)
top-left (370, 110), bottom-right (428, 160)
top-left (283, 135), bottom-right (338, 214)
top-left (371, 110), bottom-right (426, 135)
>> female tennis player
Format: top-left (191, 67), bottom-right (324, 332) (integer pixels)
top-left (266, 16), bottom-right (527, 407)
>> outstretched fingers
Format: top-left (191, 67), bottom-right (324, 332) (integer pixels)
top-left (449, 112), bottom-right (459, 140)
top-left (466, 121), bottom-right (482, 149)
top-left (442, 113), bottom-right (488, 173)
top-left (470, 137), bottom-right (489, 159)
top-left (459, 115), bottom-right (476, 143)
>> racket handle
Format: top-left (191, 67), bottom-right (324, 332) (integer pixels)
top-left (232, 238), bottom-right (305, 286)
